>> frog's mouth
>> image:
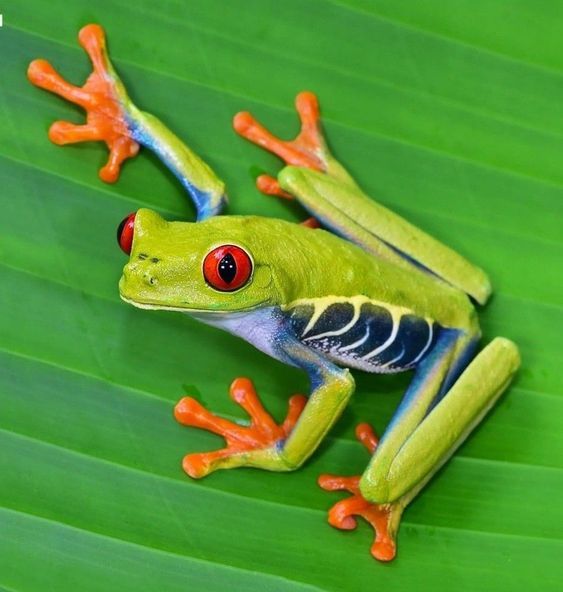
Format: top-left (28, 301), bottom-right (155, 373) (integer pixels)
top-left (118, 275), bottom-right (195, 312)
top-left (118, 280), bottom-right (270, 314)
top-left (119, 293), bottom-right (189, 312)
top-left (119, 293), bottom-right (271, 316)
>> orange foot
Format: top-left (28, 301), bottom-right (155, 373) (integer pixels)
top-left (318, 423), bottom-right (404, 562)
top-left (234, 93), bottom-right (324, 227)
top-left (27, 24), bottom-right (139, 183)
top-left (255, 174), bottom-right (320, 228)
top-left (234, 91), bottom-right (327, 173)
top-left (174, 377), bottom-right (307, 478)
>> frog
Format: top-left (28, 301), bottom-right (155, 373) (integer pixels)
top-left (28, 24), bottom-right (520, 562)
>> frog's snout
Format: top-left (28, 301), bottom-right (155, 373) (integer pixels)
top-left (143, 268), bottom-right (159, 287)
top-left (123, 255), bottom-right (161, 288)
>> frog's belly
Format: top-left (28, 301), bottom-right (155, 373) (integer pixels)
top-left (287, 297), bottom-right (439, 374)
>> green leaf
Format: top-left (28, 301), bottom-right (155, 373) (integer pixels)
top-left (1, 1), bottom-right (562, 590)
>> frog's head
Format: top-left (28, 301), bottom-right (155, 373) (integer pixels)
top-left (117, 209), bottom-right (280, 313)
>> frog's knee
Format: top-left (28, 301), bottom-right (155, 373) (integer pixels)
top-left (328, 368), bottom-right (355, 401)
top-left (490, 337), bottom-right (521, 371)
top-left (360, 477), bottom-right (390, 504)
top-left (278, 165), bottom-right (309, 194)
top-left (359, 473), bottom-right (394, 504)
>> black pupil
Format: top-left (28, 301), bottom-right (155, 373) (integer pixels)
top-left (218, 253), bottom-right (237, 284)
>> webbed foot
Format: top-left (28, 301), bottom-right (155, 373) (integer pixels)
top-left (174, 377), bottom-right (307, 478)
top-left (28, 24), bottom-right (139, 183)
top-left (235, 93), bottom-right (327, 227)
top-left (234, 92), bottom-right (327, 174)
top-left (318, 423), bottom-right (404, 562)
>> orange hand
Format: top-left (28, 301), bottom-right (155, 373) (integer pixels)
top-left (28, 24), bottom-right (139, 183)
top-left (174, 377), bottom-right (307, 478)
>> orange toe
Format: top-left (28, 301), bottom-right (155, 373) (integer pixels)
top-left (233, 92), bottom-right (327, 171)
top-left (174, 378), bottom-right (306, 478)
top-left (28, 24), bottom-right (139, 183)
top-left (319, 422), bottom-right (402, 562)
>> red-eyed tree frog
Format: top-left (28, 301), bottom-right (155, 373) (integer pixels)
top-left (28, 25), bottom-right (520, 562)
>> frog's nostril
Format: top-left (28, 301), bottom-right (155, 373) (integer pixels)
top-left (143, 271), bottom-right (158, 286)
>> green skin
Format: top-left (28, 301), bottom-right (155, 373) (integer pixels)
top-left (109, 58), bottom-right (521, 509)
top-left (119, 163), bottom-right (520, 506)
top-left (29, 25), bottom-right (521, 544)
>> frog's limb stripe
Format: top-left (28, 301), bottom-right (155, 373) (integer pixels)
top-left (300, 300), bottom-right (356, 338)
top-left (28, 24), bottom-right (226, 220)
top-left (174, 378), bottom-right (307, 477)
top-left (360, 312), bottom-right (401, 362)
top-left (287, 297), bottom-right (439, 373)
top-left (279, 166), bottom-right (492, 304)
top-left (360, 337), bottom-right (520, 504)
top-left (302, 301), bottom-right (361, 341)
top-left (319, 424), bottom-right (405, 562)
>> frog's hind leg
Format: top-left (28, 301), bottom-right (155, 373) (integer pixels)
top-left (234, 93), bottom-right (338, 228)
top-left (254, 175), bottom-right (320, 228)
top-left (234, 92), bottom-right (326, 172)
top-left (319, 423), bottom-right (405, 562)
top-left (319, 335), bottom-right (519, 561)
top-left (234, 92), bottom-right (356, 190)
top-left (318, 328), bottom-right (464, 561)
top-left (361, 337), bottom-right (520, 505)
top-left (234, 93), bottom-right (492, 304)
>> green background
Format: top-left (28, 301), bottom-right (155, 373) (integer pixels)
top-left (1, 1), bottom-right (562, 590)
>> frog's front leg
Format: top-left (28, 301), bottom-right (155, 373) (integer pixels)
top-left (28, 24), bottom-right (226, 220)
top-left (174, 336), bottom-right (354, 477)
top-left (174, 378), bottom-right (307, 477)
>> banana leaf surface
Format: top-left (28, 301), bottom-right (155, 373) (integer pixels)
top-left (1, 1), bottom-right (562, 591)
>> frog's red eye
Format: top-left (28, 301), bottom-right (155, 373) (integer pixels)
top-left (117, 212), bottom-right (136, 254)
top-left (203, 245), bottom-right (253, 292)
